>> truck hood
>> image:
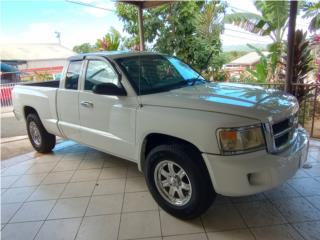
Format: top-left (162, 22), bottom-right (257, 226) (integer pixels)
top-left (140, 82), bottom-right (298, 122)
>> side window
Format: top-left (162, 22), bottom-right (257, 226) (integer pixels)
top-left (85, 60), bottom-right (119, 91)
top-left (65, 61), bottom-right (82, 90)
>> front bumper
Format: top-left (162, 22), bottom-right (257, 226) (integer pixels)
top-left (202, 128), bottom-right (309, 196)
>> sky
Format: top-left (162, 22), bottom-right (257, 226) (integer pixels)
top-left (0, 0), bottom-right (312, 50)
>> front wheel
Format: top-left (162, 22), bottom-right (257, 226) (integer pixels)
top-left (144, 144), bottom-right (216, 219)
top-left (26, 113), bottom-right (56, 153)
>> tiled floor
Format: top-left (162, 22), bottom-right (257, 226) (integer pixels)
top-left (1, 140), bottom-right (320, 240)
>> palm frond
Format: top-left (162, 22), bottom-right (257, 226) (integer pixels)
top-left (224, 12), bottom-right (271, 36)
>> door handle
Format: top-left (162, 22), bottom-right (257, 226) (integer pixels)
top-left (80, 101), bottom-right (94, 108)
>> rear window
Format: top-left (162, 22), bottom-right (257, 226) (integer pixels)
top-left (65, 61), bottom-right (82, 90)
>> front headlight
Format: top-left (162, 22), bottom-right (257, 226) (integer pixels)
top-left (217, 125), bottom-right (265, 155)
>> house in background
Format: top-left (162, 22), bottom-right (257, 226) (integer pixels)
top-left (0, 43), bottom-right (75, 81)
top-left (224, 51), bottom-right (269, 79)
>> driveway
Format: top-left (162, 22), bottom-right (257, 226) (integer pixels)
top-left (1, 140), bottom-right (320, 240)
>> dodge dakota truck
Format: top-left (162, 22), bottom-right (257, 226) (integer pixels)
top-left (13, 51), bottom-right (309, 219)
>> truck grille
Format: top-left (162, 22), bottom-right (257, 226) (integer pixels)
top-left (265, 114), bottom-right (298, 152)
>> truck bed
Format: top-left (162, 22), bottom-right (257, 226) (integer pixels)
top-left (23, 80), bottom-right (60, 88)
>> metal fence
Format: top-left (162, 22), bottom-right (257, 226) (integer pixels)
top-left (1, 81), bottom-right (319, 139)
top-left (0, 82), bottom-right (17, 108)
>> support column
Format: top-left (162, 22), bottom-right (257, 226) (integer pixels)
top-left (137, 4), bottom-right (145, 51)
top-left (285, 0), bottom-right (298, 94)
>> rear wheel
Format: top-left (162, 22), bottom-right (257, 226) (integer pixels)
top-left (26, 113), bottom-right (56, 153)
top-left (144, 144), bottom-right (216, 219)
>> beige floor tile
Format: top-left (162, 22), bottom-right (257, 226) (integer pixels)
top-left (76, 214), bottom-right (120, 240)
top-left (251, 224), bottom-right (303, 240)
top-left (272, 197), bottom-right (320, 222)
top-left (236, 200), bottom-right (286, 227)
top-left (164, 233), bottom-right (207, 240)
top-left (33, 154), bottom-right (63, 163)
top-left (12, 173), bottom-right (47, 187)
top-left (119, 211), bottom-right (161, 240)
top-left (53, 161), bottom-right (80, 172)
top-left (62, 152), bottom-right (86, 162)
top-left (207, 229), bottom-right (255, 240)
top-left (230, 193), bottom-right (266, 203)
top-left (264, 183), bottom-right (300, 200)
top-left (25, 162), bottom-right (57, 174)
top-left (288, 178), bottom-right (320, 196)
top-left (99, 167), bottom-right (127, 179)
top-left (85, 194), bottom-right (123, 216)
top-left (71, 169), bottom-right (101, 182)
top-left (123, 191), bottom-right (158, 212)
top-left (2, 221), bottom-right (43, 240)
top-left (10, 200), bottom-right (55, 222)
top-left (35, 218), bottom-right (82, 240)
top-left (48, 197), bottom-right (90, 219)
top-left (292, 169), bottom-right (312, 178)
top-left (1, 176), bottom-right (20, 189)
top-left (160, 210), bottom-right (204, 236)
top-left (93, 179), bottom-right (125, 195)
top-left (134, 238), bottom-right (162, 240)
top-left (202, 204), bottom-right (246, 232)
top-left (61, 181), bottom-right (96, 198)
top-left (125, 176), bottom-right (148, 192)
top-left (127, 166), bottom-right (143, 178)
top-left (1, 203), bottom-right (22, 223)
top-left (42, 171), bottom-right (74, 184)
top-left (215, 195), bottom-right (232, 205)
top-left (103, 156), bottom-right (129, 168)
top-left (2, 186), bottom-right (36, 203)
top-left (27, 183), bottom-right (66, 201)
top-left (293, 220), bottom-right (320, 240)
top-left (305, 165), bottom-right (320, 177)
top-left (1, 162), bottom-right (33, 176)
top-left (78, 158), bottom-right (104, 170)
top-left (306, 196), bottom-right (320, 210)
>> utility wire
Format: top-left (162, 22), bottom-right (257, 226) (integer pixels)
top-left (65, 0), bottom-right (116, 12)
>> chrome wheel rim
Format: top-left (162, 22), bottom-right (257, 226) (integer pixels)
top-left (154, 160), bottom-right (192, 206)
top-left (29, 121), bottom-right (41, 146)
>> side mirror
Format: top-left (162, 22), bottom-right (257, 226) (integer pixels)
top-left (93, 83), bottom-right (127, 96)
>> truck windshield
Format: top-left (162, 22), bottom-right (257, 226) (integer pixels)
top-left (116, 55), bottom-right (206, 95)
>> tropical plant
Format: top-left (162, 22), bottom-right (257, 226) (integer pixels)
top-left (302, 1), bottom-right (320, 33)
top-left (224, 1), bottom-right (290, 81)
top-left (96, 27), bottom-right (121, 51)
top-left (73, 43), bottom-right (96, 53)
top-left (283, 30), bottom-right (314, 103)
top-left (116, 1), bottom-right (226, 71)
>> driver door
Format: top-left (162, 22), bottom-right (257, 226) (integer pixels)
top-left (79, 56), bottom-right (138, 160)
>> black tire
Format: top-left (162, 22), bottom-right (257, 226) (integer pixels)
top-left (144, 144), bottom-right (216, 219)
top-left (26, 113), bottom-right (56, 153)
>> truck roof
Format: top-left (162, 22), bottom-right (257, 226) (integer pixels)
top-left (68, 51), bottom-right (162, 61)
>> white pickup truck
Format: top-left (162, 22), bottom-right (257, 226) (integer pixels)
top-left (13, 51), bottom-right (308, 219)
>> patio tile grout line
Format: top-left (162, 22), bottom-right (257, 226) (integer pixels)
top-left (32, 149), bottom-right (86, 240)
top-left (116, 163), bottom-right (129, 240)
top-left (73, 149), bottom-right (103, 240)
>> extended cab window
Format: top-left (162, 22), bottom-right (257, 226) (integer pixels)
top-left (65, 61), bottom-right (82, 90)
top-left (85, 60), bottom-right (118, 91)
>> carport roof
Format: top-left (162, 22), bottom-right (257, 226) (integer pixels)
top-left (118, 0), bottom-right (172, 9)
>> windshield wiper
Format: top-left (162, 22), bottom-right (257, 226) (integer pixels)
top-left (186, 78), bottom-right (207, 86)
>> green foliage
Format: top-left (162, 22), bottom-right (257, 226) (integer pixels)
top-left (96, 27), bottom-right (121, 51)
top-left (303, 1), bottom-right (320, 32)
top-left (73, 43), bottom-right (96, 54)
top-left (116, 1), bottom-right (226, 71)
top-left (245, 44), bottom-right (268, 82)
top-left (284, 30), bottom-right (314, 102)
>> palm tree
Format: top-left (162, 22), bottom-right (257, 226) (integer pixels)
top-left (96, 27), bottom-right (121, 51)
top-left (224, 1), bottom-right (289, 43)
top-left (303, 2), bottom-right (320, 33)
top-left (224, 1), bottom-right (290, 81)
